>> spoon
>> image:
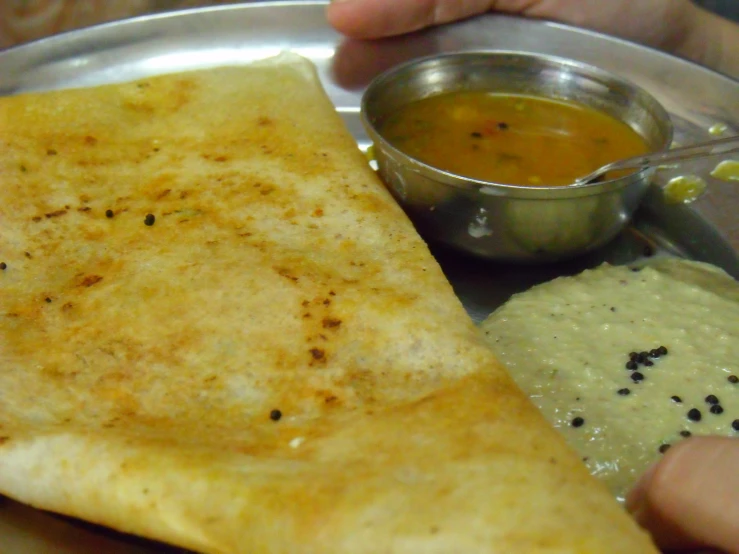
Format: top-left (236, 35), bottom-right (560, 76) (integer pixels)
top-left (573, 134), bottom-right (739, 186)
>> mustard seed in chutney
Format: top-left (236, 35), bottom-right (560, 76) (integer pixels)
top-left (687, 408), bottom-right (702, 422)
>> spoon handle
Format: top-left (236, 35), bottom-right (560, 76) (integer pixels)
top-left (608, 135), bottom-right (739, 172)
top-left (577, 135), bottom-right (739, 185)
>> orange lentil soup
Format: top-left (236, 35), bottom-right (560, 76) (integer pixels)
top-left (379, 92), bottom-right (650, 187)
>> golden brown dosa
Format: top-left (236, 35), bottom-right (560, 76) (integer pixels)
top-left (0, 53), bottom-right (657, 553)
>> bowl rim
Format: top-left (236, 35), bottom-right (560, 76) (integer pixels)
top-left (360, 49), bottom-right (675, 200)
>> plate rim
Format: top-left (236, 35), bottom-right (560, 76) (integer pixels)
top-left (0, 0), bottom-right (737, 89)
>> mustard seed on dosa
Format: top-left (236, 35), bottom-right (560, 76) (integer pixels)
top-left (0, 53), bottom-right (657, 553)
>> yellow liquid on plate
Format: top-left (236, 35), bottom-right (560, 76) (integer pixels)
top-left (711, 160), bottom-right (739, 182)
top-left (380, 92), bottom-right (650, 187)
top-left (663, 175), bottom-right (707, 204)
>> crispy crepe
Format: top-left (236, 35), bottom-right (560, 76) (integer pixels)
top-left (0, 53), bottom-right (657, 553)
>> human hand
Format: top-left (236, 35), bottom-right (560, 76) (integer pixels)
top-left (625, 436), bottom-right (739, 553)
top-left (326, 0), bottom-right (714, 69)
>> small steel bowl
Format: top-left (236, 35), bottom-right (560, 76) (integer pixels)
top-left (361, 51), bottom-right (673, 262)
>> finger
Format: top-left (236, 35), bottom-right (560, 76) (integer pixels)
top-left (326, 0), bottom-right (501, 39)
top-left (626, 436), bottom-right (739, 554)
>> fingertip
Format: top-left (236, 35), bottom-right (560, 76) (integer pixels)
top-left (626, 436), bottom-right (739, 552)
top-left (325, 1), bottom-right (353, 35)
top-left (325, 0), bottom-right (392, 40)
top-left (326, 0), bottom-right (495, 40)
top-left (625, 460), bottom-right (658, 514)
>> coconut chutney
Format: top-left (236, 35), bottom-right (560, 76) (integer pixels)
top-left (480, 259), bottom-right (739, 501)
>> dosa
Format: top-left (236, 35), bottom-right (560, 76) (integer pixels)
top-left (0, 53), bottom-right (657, 553)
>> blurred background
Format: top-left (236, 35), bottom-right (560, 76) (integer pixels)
top-left (700, 0), bottom-right (739, 19)
top-left (0, 0), bottom-right (737, 50)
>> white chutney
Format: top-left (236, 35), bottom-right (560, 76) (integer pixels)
top-left (481, 259), bottom-right (739, 501)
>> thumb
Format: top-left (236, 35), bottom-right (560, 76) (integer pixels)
top-left (326, 0), bottom-right (498, 39)
top-left (626, 436), bottom-right (739, 553)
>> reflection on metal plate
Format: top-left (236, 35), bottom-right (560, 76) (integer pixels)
top-left (0, 1), bottom-right (737, 552)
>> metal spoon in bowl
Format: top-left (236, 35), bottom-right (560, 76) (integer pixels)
top-left (573, 134), bottom-right (739, 187)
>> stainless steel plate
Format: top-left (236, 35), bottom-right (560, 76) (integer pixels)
top-left (0, 2), bottom-right (737, 552)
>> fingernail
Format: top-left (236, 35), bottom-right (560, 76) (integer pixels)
top-left (625, 461), bottom-right (658, 513)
